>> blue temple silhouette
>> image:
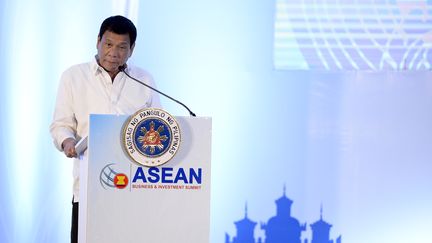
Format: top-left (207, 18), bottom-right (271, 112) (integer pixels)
top-left (225, 187), bottom-right (342, 243)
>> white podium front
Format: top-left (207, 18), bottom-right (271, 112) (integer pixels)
top-left (78, 114), bottom-right (212, 243)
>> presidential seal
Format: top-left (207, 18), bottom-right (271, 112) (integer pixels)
top-left (122, 108), bottom-right (181, 167)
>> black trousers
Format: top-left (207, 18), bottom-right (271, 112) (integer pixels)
top-left (71, 201), bottom-right (79, 243)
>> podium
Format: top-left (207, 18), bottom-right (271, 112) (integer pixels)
top-left (78, 111), bottom-right (212, 243)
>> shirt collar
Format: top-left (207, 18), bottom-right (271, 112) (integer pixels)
top-left (91, 56), bottom-right (103, 75)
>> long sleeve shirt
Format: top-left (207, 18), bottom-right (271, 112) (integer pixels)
top-left (50, 58), bottom-right (160, 202)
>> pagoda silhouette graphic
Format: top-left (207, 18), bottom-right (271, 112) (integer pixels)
top-left (225, 187), bottom-right (342, 243)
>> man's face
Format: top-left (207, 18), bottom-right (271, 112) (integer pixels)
top-left (96, 31), bottom-right (134, 73)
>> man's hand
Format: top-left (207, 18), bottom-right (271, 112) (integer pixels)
top-left (62, 138), bottom-right (77, 158)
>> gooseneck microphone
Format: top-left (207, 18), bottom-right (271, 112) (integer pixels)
top-left (119, 66), bottom-right (196, 117)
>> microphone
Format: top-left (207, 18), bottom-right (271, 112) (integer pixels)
top-left (119, 65), bottom-right (196, 117)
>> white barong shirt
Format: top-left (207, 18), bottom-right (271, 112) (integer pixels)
top-left (50, 58), bottom-right (160, 202)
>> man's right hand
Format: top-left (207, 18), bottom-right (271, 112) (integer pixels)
top-left (62, 138), bottom-right (77, 158)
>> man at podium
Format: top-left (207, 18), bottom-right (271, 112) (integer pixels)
top-left (49, 15), bottom-right (160, 243)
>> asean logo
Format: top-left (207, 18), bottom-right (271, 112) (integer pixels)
top-left (122, 108), bottom-right (181, 167)
top-left (100, 163), bottom-right (129, 190)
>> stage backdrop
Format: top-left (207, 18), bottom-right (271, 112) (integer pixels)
top-left (0, 1), bottom-right (431, 243)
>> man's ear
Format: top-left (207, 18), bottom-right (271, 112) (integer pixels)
top-left (96, 36), bottom-right (101, 49)
top-left (129, 43), bottom-right (135, 57)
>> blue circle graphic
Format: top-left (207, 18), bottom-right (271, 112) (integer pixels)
top-left (133, 118), bottom-right (172, 158)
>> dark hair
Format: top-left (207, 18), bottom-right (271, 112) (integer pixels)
top-left (98, 15), bottom-right (137, 47)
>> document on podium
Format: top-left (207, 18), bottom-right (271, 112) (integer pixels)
top-left (75, 136), bottom-right (88, 155)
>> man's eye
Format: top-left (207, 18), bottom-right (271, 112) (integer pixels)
top-left (105, 43), bottom-right (112, 47)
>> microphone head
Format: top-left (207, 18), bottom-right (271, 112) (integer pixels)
top-left (118, 65), bottom-right (126, 72)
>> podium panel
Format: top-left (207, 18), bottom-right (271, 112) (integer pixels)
top-left (79, 114), bottom-right (212, 243)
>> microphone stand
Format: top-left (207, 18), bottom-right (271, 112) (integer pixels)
top-left (120, 67), bottom-right (196, 117)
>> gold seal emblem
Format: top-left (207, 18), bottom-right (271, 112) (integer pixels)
top-left (122, 108), bottom-right (181, 167)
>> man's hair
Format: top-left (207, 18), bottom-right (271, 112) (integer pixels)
top-left (98, 15), bottom-right (137, 47)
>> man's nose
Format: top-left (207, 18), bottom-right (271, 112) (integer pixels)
top-left (109, 47), bottom-right (120, 57)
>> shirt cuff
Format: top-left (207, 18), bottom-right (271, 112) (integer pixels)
top-left (54, 131), bottom-right (76, 152)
